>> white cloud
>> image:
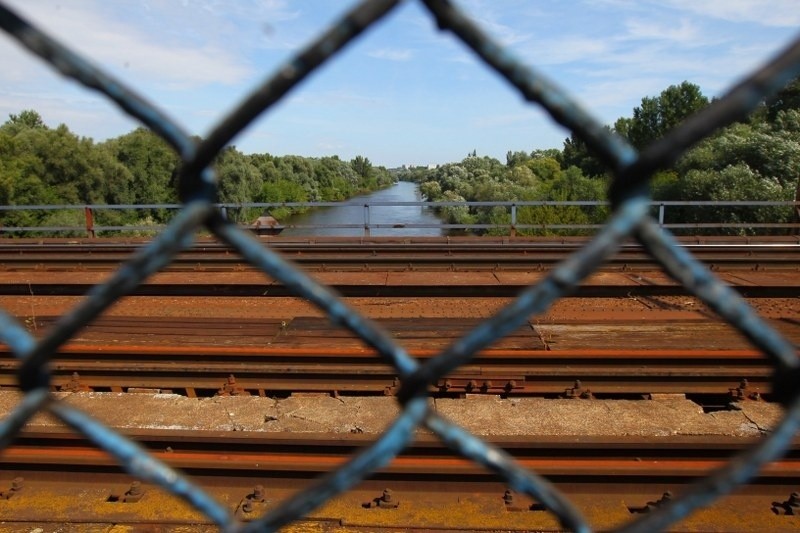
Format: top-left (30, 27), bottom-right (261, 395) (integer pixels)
top-left (519, 35), bottom-right (613, 66)
top-left (453, 0), bottom-right (532, 46)
top-left (2, 0), bottom-right (254, 90)
top-left (623, 18), bottom-right (702, 44)
top-left (656, 0), bottom-right (800, 27)
top-left (284, 88), bottom-right (385, 109)
top-left (470, 110), bottom-right (544, 129)
top-left (367, 48), bottom-right (414, 62)
top-left (1, 0), bottom-right (796, 167)
top-left (0, 88), bottom-right (140, 139)
top-left (315, 138), bottom-right (347, 152)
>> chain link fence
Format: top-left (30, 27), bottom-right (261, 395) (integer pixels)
top-left (1, 1), bottom-right (799, 531)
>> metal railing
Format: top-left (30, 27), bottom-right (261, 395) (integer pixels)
top-left (0, 1), bottom-right (799, 532)
top-left (1, 200), bottom-right (798, 236)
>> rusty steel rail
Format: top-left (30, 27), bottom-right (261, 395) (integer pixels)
top-left (0, 430), bottom-right (798, 531)
top-left (0, 237), bottom-right (799, 273)
top-left (0, 273), bottom-right (797, 298)
top-left (2, 429), bottom-right (798, 479)
top-left (0, 344), bottom-right (780, 400)
top-left (3, 312), bottom-right (796, 399)
top-left (0, 283), bottom-right (795, 298)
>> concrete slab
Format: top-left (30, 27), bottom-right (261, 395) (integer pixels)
top-left (0, 392), bottom-right (403, 434)
top-left (0, 392), bottom-right (783, 438)
top-left (739, 400), bottom-right (789, 433)
top-left (433, 396), bottom-right (782, 437)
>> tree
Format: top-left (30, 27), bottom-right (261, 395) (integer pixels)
top-left (506, 150), bottom-right (530, 167)
top-left (419, 181), bottom-right (442, 201)
top-left (215, 146), bottom-right (262, 222)
top-left (561, 132), bottom-right (608, 178)
top-left (351, 155), bottom-right (373, 181)
top-left (0, 111), bottom-right (141, 232)
top-left (102, 128), bottom-right (178, 203)
top-left (527, 156), bottom-right (561, 182)
top-left (627, 81), bottom-right (709, 149)
top-left (650, 102), bottom-right (799, 234)
top-left (3, 110), bottom-right (46, 133)
top-left (676, 120), bottom-right (800, 190)
top-left (766, 76), bottom-right (800, 122)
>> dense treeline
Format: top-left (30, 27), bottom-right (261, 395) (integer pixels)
top-left (399, 80), bottom-right (800, 235)
top-left (2, 78), bottom-right (798, 236)
top-left (0, 110), bottom-right (393, 234)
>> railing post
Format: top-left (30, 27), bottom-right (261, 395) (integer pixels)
top-left (84, 206), bottom-right (95, 238)
top-left (363, 204), bottom-right (370, 237)
top-left (510, 204), bottom-right (517, 237)
top-left (658, 203), bottom-right (665, 227)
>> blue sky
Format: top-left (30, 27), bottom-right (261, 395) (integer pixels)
top-left (1, 1), bottom-right (798, 168)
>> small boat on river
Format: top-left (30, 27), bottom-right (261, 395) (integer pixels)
top-left (249, 213), bottom-right (284, 236)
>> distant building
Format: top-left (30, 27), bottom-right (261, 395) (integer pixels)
top-left (400, 163), bottom-right (440, 170)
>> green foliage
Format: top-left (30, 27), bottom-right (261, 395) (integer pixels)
top-left (4, 74), bottom-right (799, 239)
top-left (666, 165), bottom-right (790, 234)
top-left (627, 81), bottom-right (709, 149)
top-left (0, 110), bottom-right (395, 234)
top-left (409, 150), bottom-right (606, 235)
top-left (767, 77), bottom-right (800, 122)
top-left (557, 78), bottom-right (799, 234)
top-left (419, 181), bottom-right (441, 201)
top-left (439, 190), bottom-right (475, 227)
top-left (215, 146), bottom-right (263, 222)
top-left (505, 150), bottom-right (530, 167)
top-left (4, 110), bottom-right (46, 134)
top-left (37, 208), bottom-right (86, 238)
top-left (561, 132), bottom-right (609, 178)
top-left (255, 153), bottom-right (394, 219)
top-left (660, 100), bottom-right (799, 233)
top-left (0, 111), bottom-right (139, 230)
top-left (102, 127), bottom-right (178, 205)
top-left (527, 156), bottom-right (561, 181)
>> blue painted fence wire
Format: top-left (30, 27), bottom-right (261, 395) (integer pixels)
top-left (1, 1), bottom-right (799, 531)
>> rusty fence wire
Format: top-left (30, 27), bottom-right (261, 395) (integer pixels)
top-left (1, 1), bottom-right (800, 531)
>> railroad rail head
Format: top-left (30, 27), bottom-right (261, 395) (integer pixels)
top-left (1, 2), bottom-right (799, 532)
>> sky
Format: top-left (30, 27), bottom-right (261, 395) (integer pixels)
top-left (1, 1), bottom-right (799, 168)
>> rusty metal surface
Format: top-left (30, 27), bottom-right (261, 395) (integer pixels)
top-left (0, 315), bottom-right (793, 397)
top-left (0, 429), bottom-right (797, 531)
top-left (0, 237), bottom-right (798, 273)
top-left (1, 473), bottom-right (797, 532)
top-left (0, 387), bottom-right (792, 530)
top-left (0, 270), bottom-right (796, 298)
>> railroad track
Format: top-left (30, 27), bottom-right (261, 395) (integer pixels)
top-left (0, 236), bottom-right (798, 272)
top-left (1, 236), bottom-right (797, 298)
top-left (0, 238), bottom-right (796, 530)
top-left (2, 315), bottom-right (796, 399)
top-left (1, 429), bottom-right (798, 531)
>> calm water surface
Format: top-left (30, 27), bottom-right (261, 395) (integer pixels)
top-left (281, 181), bottom-right (443, 237)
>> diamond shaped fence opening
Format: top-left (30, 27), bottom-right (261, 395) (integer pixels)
top-left (1, 1), bottom-right (799, 532)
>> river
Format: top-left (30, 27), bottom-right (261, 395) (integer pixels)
top-left (280, 181), bottom-right (443, 237)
